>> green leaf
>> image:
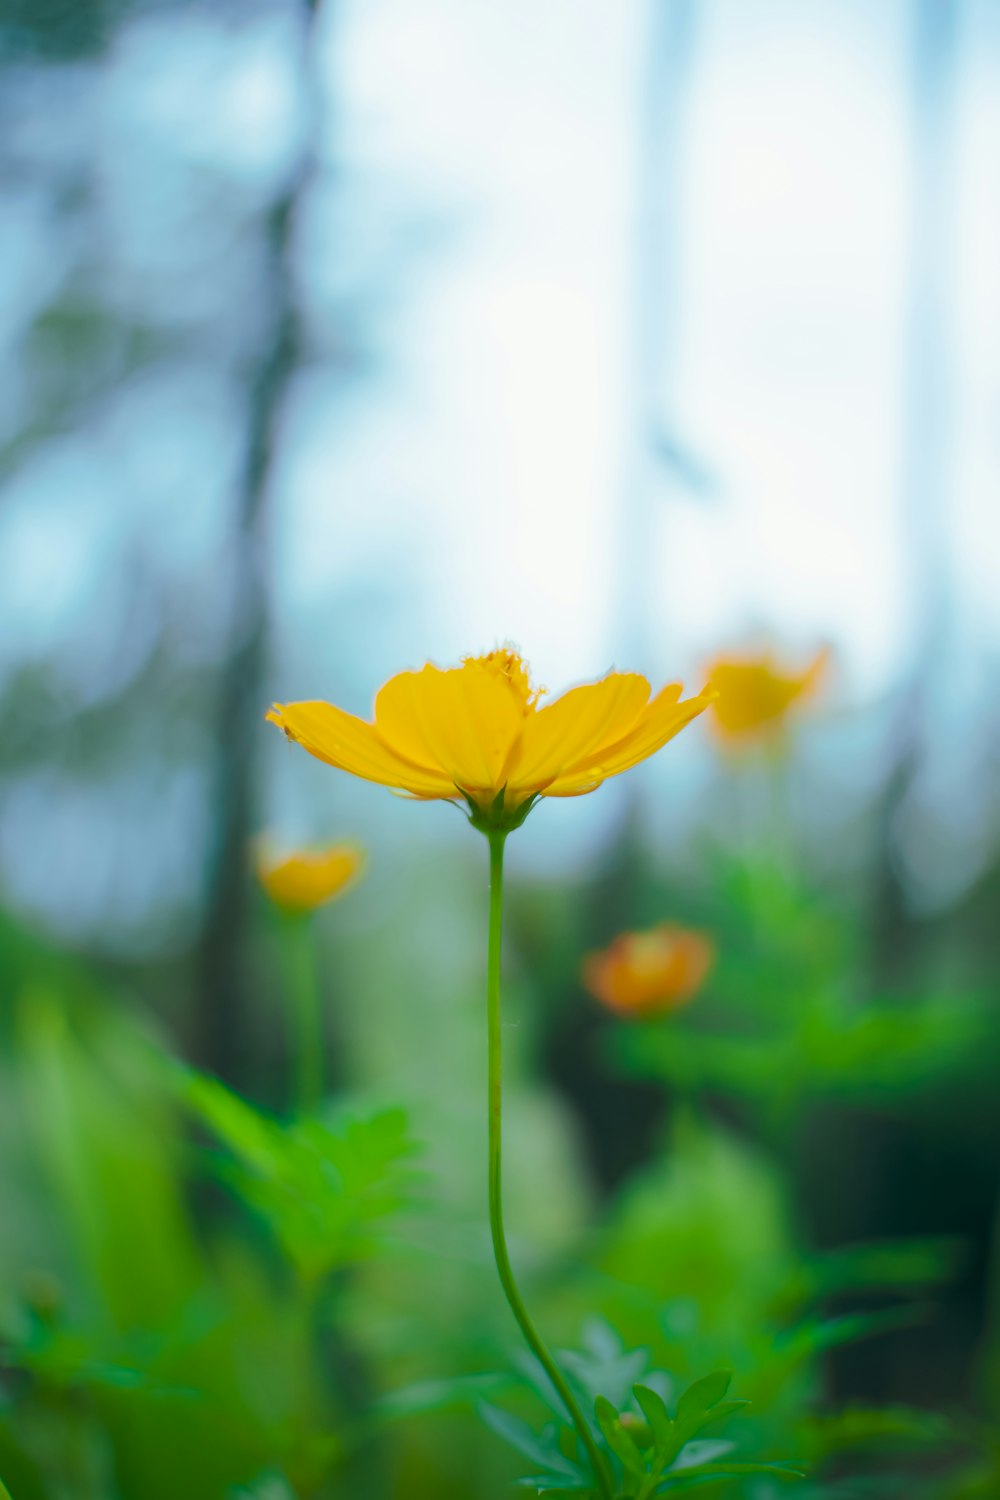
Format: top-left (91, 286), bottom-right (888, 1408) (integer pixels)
top-left (479, 1406), bottom-right (584, 1481)
top-left (561, 1345), bottom-right (650, 1411)
top-left (594, 1396), bottom-right (646, 1479)
top-left (654, 1460), bottom-right (806, 1490)
top-left (18, 995), bottom-right (201, 1331)
top-left (181, 1069), bottom-right (417, 1279)
top-left (668, 1440), bottom-right (734, 1471)
top-left (375, 1372), bottom-right (509, 1420)
top-left (692, 1399), bottom-right (750, 1430)
top-left (633, 1386), bottom-right (673, 1450)
top-left (232, 1476), bottom-right (298, 1500)
top-left (805, 1238), bottom-right (962, 1299)
top-left (511, 1350), bottom-right (570, 1418)
top-left (514, 1483), bottom-right (595, 1497)
top-left (780, 1304), bottom-right (927, 1361)
top-left (804, 1403), bottom-right (958, 1461)
top-left (184, 1070), bottom-right (282, 1176)
top-left (675, 1370), bottom-right (731, 1427)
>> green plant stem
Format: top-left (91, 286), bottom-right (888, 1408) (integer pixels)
top-left (486, 831), bottom-right (613, 1500)
top-left (283, 914), bottom-right (323, 1114)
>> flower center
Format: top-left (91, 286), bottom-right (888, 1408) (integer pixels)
top-left (625, 932), bottom-right (675, 979)
top-left (465, 646), bottom-right (543, 712)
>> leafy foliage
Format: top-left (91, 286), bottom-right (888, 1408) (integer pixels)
top-left (181, 1067), bottom-right (421, 1283)
top-left (0, 999), bottom-right (422, 1500)
top-left (481, 1327), bottom-right (804, 1497)
top-left (610, 852), bottom-right (989, 1125)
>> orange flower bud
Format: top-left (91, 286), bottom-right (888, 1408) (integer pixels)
top-left (582, 924), bottom-right (714, 1018)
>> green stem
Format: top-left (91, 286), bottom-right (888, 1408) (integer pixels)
top-left (283, 914), bottom-right (323, 1114)
top-left (486, 831), bottom-right (613, 1500)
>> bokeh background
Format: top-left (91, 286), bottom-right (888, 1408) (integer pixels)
top-left (1, 1), bottom-right (999, 1497)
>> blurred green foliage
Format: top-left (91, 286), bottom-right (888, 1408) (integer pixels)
top-left (1, 818), bottom-right (996, 1499)
top-left (2, 0), bottom-right (999, 1492)
top-left (613, 852), bottom-right (990, 1128)
top-left (182, 1069), bottom-right (419, 1284)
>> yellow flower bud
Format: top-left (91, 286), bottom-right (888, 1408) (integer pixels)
top-left (706, 645), bottom-right (829, 746)
top-left (255, 841), bottom-right (364, 916)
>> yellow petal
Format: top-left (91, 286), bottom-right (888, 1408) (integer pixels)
top-left (374, 662), bottom-right (525, 795)
top-left (267, 701), bottom-right (455, 797)
top-left (546, 685), bottom-right (715, 795)
top-left (504, 673), bottom-right (650, 794)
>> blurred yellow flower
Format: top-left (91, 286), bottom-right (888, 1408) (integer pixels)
top-left (267, 647), bottom-right (715, 833)
top-left (706, 646), bottom-right (828, 745)
top-left (582, 924), bottom-right (714, 1018)
top-left (255, 842), bottom-right (364, 915)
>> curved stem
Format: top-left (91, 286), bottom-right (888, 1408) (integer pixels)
top-left (486, 831), bottom-right (613, 1500)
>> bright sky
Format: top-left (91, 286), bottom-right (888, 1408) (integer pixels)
top-left (274, 0), bottom-right (1000, 710)
top-left (1, 0), bottom-right (998, 938)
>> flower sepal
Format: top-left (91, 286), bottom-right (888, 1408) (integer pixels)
top-left (464, 787), bottom-right (539, 837)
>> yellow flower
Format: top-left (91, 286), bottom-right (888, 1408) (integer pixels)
top-left (267, 647), bottom-right (715, 833)
top-left (255, 841), bottom-right (364, 915)
top-left (706, 646), bottom-right (829, 745)
top-left (582, 924), bottom-right (714, 1018)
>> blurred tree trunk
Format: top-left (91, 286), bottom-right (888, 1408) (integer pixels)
top-left (871, 0), bottom-right (957, 987)
top-left (613, 0), bottom-right (699, 905)
top-left (616, 0), bottom-right (698, 677)
top-left (197, 0), bottom-right (323, 1082)
top-left (561, 4), bottom-right (702, 1191)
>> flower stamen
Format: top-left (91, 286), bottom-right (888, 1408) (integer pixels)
top-left (464, 646), bottom-right (544, 713)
